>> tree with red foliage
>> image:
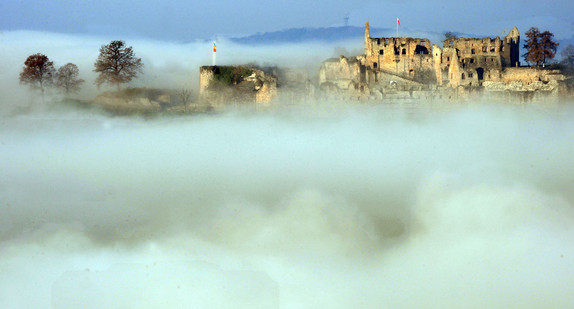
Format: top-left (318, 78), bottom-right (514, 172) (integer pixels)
top-left (19, 53), bottom-right (56, 101)
top-left (93, 40), bottom-right (143, 90)
top-left (523, 27), bottom-right (559, 67)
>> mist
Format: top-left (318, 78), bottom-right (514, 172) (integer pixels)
top-left (0, 30), bottom-right (361, 114)
top-left (2, 31), bottom-right (574, 308)
top-left (1, 102), bottom-right (574, 308)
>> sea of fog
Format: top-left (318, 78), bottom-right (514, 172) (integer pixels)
top-left (1, 102), bottom-right (574, 308)
top-left (2, 30), bottom-right (574, 308)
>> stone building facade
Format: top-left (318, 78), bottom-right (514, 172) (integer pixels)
top-left (364, 22), bottom-right (521, 88)
top-left (436, 27), bottom-right (520, 87)
top-left (364, 22), bottom-right (434, 77)
top-left (318, 22), bottom-right (563, 98)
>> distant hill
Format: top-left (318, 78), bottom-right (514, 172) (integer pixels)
top-left (231, 26), bottom-right (574, 61)
top-left (230, 26), bottom-right (464, 46)
top-left (231, 26), bottom-right (389, 44)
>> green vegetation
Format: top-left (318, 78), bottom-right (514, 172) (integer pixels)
top-left (212, 66), bottom-right (254, 86)
top-left (114, 87), bottom-right (164, 100)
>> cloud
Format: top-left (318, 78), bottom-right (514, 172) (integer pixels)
top-left (0, 30), bottom-right (360, 114)
top-left (2, 31), bottom-right (574, 308)
top-left (1, 100), bottom-right (574, 307)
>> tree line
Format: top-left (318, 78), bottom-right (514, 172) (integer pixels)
top-left (19, 40), bottom-right (143, 99)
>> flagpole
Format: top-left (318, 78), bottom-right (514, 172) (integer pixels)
top-left (212, 41), bottom-right (217, 66)
top-left (396, 17), bottom-right (399, 37)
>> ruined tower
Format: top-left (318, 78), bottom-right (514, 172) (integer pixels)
top-left (504, 26), bottom-right (520, 67)
top-left (364, 22), bottom-right (371, 57)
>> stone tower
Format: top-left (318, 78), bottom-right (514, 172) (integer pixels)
top-left (364, 21), bottom-right (371, 56)
top-left (504, 26), bottom-right (520, 67)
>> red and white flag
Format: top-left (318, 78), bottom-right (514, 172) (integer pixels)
top-left (397, 17), bottom-right (400, 27)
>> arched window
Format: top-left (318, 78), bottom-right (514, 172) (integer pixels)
top-left (461, 73), bottom-right (465, 80)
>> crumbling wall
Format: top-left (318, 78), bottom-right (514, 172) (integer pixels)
top-left (443, 37), bottom-right (504, 60)
top-left (441, 42), bottom-right (505, 87)
top-left (501, 68), bottom-right (565, 84)
top-left (448, 50), bottom-right (461, 87)
top-left (318, 55), bottom-right (370, 100)
top-left (198, 66), bottom-right (277, 106)
top-left (482, 68), bottom-right (566, 94)
top-left (437, 26), bottom-right (520, 87)
top-left (433, 45), bottom-right (443, 85)
top-left (365, 36), bottom-right (434, 74)
top-left (319, 56), bottom-right (361, 85)
top-left (318, 56), bottom-right (362, 88)
top-left (364, 22), bottom-right (433, 78)
top-left (254, 74), bottom-right (277, 104)
top-left (314, 22), bottom-right (566, 101)
top-left (199, 68), bottom-right (215, 95)
top-left (442, 27), bottom-right (519, 68)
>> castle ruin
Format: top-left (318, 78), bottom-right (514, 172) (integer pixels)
top-left (198, 22), bottom-right (567, 106)
top-left (198, 65), bottom-right (278, 108)
top-left (319, 22), bottom-right (566, 100)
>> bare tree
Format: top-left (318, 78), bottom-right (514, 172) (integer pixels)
top-left (55, 63), bottom-right (85, 95)
top-left (19, 53), bottom-right (56, 102)
top-left (523, 27), bottom-right (559, 67)
top-left (443, 31), bottom-right (458, 41)
top-left (560, 45), bottom-right (574, 69)
top-left (93, 40), bottom-right (143, 90)
top-left (540, 31), bottom-right (559, 66)
top-left (178, 89), bottom-right (192, 112)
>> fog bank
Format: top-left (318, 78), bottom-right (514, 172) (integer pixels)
top-left (0, 30), bottom-right (362, 114)
top-left (1, 103), bottom-right (574, 308)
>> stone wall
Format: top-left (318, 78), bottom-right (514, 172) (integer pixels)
top-left (318, 56), bottom-right (368, 100)
top-left (199, 68), bottom-right (214, 94)
top-left (363, 22), bottom-right (526, 89)
top-left (442, 27), bottom-right (519, 68)
top-left (198, 66), bottom-right (277, 106)
top-left (364, 22), bottom-right (434, 77)
top-left (481, 68), bottom-right (566, 94)
top-left (433, 26), bottom-right (520, 88)
top-left (318, 56), bottom-right (364, 89)
top-left (501, 68), bottom-right (565, 84)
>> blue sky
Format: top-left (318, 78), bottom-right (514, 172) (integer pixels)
top-left (1, 0), bottom-right (573, 40)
